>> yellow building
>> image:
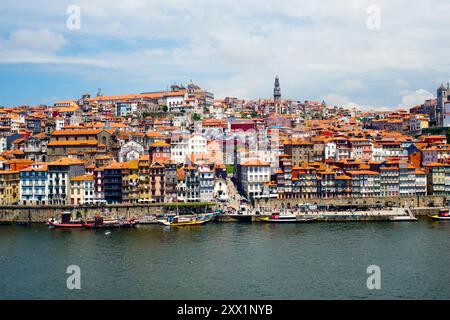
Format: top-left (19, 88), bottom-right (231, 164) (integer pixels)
top-left (0, 170), bottom-right (20, 205)
top-left (123, 160), bottom-right (140, 203)
top-left (70, 175), bottom-right (94, 205)
top-left (138, 155), bottom-right (151, 203)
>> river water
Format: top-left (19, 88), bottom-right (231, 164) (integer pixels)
top-left (0, 220), bottom-right (449, 299)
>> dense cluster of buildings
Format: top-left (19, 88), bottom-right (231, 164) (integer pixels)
top-left (1, 79), bottom-right (450, 206)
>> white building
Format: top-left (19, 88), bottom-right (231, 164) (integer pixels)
top-left (324, 141), bottom-right (336, 160)
top-left (116, 101), bottom-right (138, 117)
top-left (119, 140), bottom-right (145, 162)
top-left (0, 136), bottom-right (7, 153)
top-left (188, 134), bottom-right (207, 155)
top-left (371, 143), bottom-right (383, 161)
top-left (239, 159), bottom-right (271, 200)
top-left (398, 164), bottom-right (418, 197)
top-left (198, 165), bottom-right (214, 202)
top-left (171, 138), bottom-right (189, 164)
top-left (214, 178), bottom-right (229, 201)
top-left (415, 170), bottom-right (427, 196)
top-left (11, 121), bottom-right (20, 133)
top-left (166, 94), bottom-right (185, 112)
top-left (55, 118), bottom-right (65, 131)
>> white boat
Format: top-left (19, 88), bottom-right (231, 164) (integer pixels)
top-left (389, 208), bottom-right (418, 221)
top-left (259, 213), bottom-right (317, 223)
top-left (136, 215), bottom-right (160, 224)
top-left (389, 215), bottom-right (418, 221)
top-left (158, 214), bottom-right (213, 227)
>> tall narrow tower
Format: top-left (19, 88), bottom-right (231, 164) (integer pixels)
top-left (436, 83), bottom-right (449, 127)
top-left (274, 76), bottom-right (281, 101)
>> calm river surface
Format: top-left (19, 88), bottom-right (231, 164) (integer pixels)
top-left (0, 220), bottom-right (449, 299)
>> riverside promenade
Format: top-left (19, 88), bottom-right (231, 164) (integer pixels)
top-left (0, 195), bottom-right (446, 223)
top-left (214, 207), bottom-right (443, 222)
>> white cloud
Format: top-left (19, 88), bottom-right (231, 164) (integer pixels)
top-left (8, 29), bottom-right (68, 53)
top-left (1, 0), bottom-right (450, 107)
top-left (399, 89), bottom-right (435, 108)
top-left (322, 93), bottom-right (360, 108)
top-left (1, 29), bottom-right (69, 53)
top-left (322, 93), bottom-right (392, 112)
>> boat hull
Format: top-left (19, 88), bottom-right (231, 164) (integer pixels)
top-left (48, 222), bottom-right (88, 228)
top-left (160, 219), bottom-right (211, 227)
top-left (389, 216), bottom-right (418, 221)
top-left (429, 215), bottom-right (450, 220)
top-left (259, 217), bottom-right (317, 223)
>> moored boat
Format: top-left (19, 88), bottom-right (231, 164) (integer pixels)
top-left (429, 209), bottom-right (450, 220)
top-left (388, 208), bottom-right (418, 221)
top-left (136, 215), bottom-right (161, 224)
top-left (159, 214), bottom-right (213, 227)
top-left (259, 214), bottom-right (316, 223)
top-left (84, 215), bottom-right (137, 229)
top-left (389, 215), bottom-right (418, 221)
top-left (47, 211), bottom-right (92, 228)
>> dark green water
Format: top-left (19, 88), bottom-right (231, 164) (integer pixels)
top-left (0, 220), bottom-right (449, 299)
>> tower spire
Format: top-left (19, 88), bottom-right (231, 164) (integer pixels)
top-left (273, 76), bottom-right (281, 101)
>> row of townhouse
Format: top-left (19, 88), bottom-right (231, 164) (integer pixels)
top-left (323, 139), bottom-right (407, 162)
top-left (3, 157), bottom-right (230, 206)
top-left (237, 158), bottom-right (447, 200)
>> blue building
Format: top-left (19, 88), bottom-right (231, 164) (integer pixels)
top-left (19, 164), bottom-right (49, 205)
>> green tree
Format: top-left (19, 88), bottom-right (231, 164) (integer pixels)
top-left (192, 113), bottom-right (201, 121)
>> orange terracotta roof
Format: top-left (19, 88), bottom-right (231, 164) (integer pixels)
top-left (71, 175), bottom-right (94, 181)
top-left (105, 162), bottom-right (129, 169)
top-left (48, 140), bottom-right (98, 147)
top-left (51, 129), bottom-right (102, 136)
top-left (346, 170), bottom-right (380, 175)
top-left (147, 131), bottom-right (164, 138)
top-left (20, 165), bottom-right (48, 172)
top-left (335, 175), bottom-right (351, 180)
top-left (151, 141), bottom-right (170, 147)
top-left (5, 159), bottom-right (33, 164)
top-left (49, 158), bottom-right (86, 165)
top-left (425, 162), bottom-right (450, 167)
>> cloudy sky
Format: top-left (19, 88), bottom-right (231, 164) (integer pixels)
top-left (0, 0), bottom-right (449, 109)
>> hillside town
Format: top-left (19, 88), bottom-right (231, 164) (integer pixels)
top-left (1, 78), bottom-right (450, 207)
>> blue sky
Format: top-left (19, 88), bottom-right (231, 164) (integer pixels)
top-left (1, 0), bottom-right (449, 110)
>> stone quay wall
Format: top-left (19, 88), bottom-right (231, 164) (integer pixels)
top-left (0, 195), bottom-right (446, 223)
top-left (254, 195), bottom-right (446, 213)
top-left (0, 204), bottom-right (167, 223)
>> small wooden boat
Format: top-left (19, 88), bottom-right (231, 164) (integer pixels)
top-left (48, 219), bottom-right (94, 228)
top-left (429, 209), bottom-right (450, 220)
top-left (47, 211), bottom-right (92, 228)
